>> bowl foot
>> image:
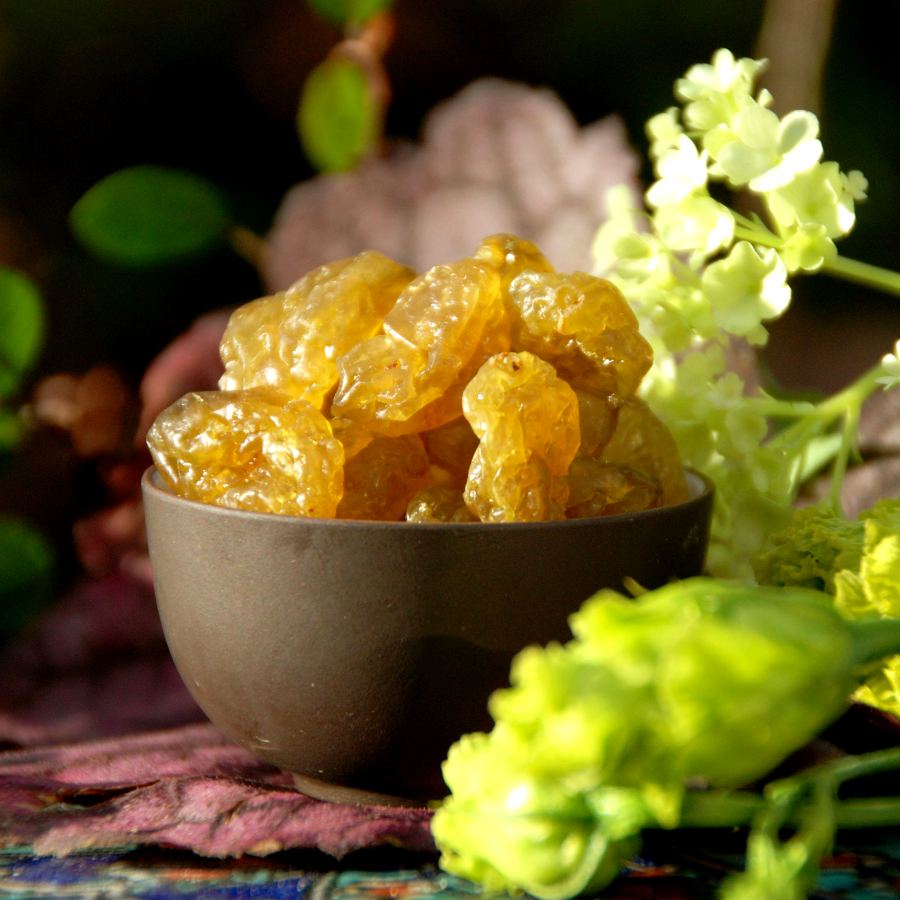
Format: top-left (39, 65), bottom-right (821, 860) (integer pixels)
top-left (290, 771), bottom-right (430, 808)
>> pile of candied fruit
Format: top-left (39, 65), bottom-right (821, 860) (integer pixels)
top-left (147, 234), bottom-right (688, 523)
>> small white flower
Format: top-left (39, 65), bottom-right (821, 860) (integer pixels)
top-left (843, 170), bottom-right (868, 201)
top-left (712, 106), bottom-right (822, 190)
top-left (654, 195), bottom-right (735, 258)
top-left (878, 340), bottom-right (900, 389)
top-left (675, 48), bottom-right (766, 132)
top-left (646, 107), bottom-right (683, 160)
top-left (766, 161), bottom-right (857, 238)
top-left (701, 241), bottom-right (790, 338)
top-left (646, 134), bottom-right (709, 207)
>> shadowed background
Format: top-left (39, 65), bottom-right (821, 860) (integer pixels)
top-left (0, 0), bottom-right (898, 600)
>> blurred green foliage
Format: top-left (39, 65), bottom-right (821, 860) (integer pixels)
top-left (298, 58), bottom-right (378, 173)
top-left (0, 515), bottom-right (53, 639)
top-left (0, 266), bottom-right (53, 637)
top-left (0, 267), bottom-right (43, 403)
top-left (1, 0), bottom-right (895, 382)
top-left (70, 167), bottom-right (233, 267)
top-left (308, 0), bottom-right (393, 27)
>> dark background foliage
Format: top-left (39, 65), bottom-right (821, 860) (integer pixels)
top-left (0, 0), bottom-right (898, 603)
top-left (1, 0), bottom-right (897, 384)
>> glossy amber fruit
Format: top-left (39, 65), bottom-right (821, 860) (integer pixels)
top-left (219, 252), bottom-right (414, 408)
top-left (337, 434), bottom-right (430, 521)
top-left (599, 397), bottom-right (688, 506)
top-left (331, 259), bottom-right (507, 436)
top-left (149, 237), bottom-right (688, 524)
top-left (147, 387), bottom-right (344, 517)
top-left (507, 270), bottom-right (652, 399)
top-left (406, 485), bottom-right (477, 523)
top-left (462, 351), bottom-right (580, 523)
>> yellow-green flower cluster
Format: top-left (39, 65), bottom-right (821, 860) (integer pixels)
top-left (755, 499), bottom-right (900, 717)
top-left (433, 577), bottom-right (900, 898)
top-left (592, 48), bottom-right (891, 578)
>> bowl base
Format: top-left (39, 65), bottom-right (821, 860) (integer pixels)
top-left (291, 772), bottom-right (430, 808)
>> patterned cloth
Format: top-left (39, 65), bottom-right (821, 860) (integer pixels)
top-left (3, 717), bottom-right (900, 898)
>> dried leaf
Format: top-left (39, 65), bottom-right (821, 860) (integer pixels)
top-left (0, 724), bottom-right (284, 792)
top-left (0, 725), bottom-right (435, 859)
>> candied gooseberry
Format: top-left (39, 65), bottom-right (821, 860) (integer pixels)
top-left (219, 251), bottom-right (414, 408)
top-left (147, 387), bottom-right (344, 517)
top-left (422, 417), bottom-right (479, 487)
top-left (566, 459), bottom-right (662, 518)
top-left (331, 259), bottom-right (506, 434)
top-left (574, 389), bottom-right (619, 458)
top-left (473, 233), bottom-right (554, 287)
top-left (600, 397), bottom-right (688, 505)
top-left (462, 351), bottom-right (580, 522)
top-left (507, 270), bottom-right (652, 399)
top-left (406, 485), bottom-right (477, 523)
top-left (337, 434), bottom-right (431, 521)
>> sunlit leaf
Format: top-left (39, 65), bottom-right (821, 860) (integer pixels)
top-left (307, 0), bottom-right (393, 26)
top-left (298, 58), bottom-right (378, 172)
top-left (0, 517), bottom-right (54, 638)
top-left (0, 267), bottom-right (44, 400)
top-left (70, 166), bottom-right (232, 267)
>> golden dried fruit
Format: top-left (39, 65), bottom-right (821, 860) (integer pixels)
top-left (331, 259), bottom-right (506, 435)
top-left (507, 270), bottom-right (652, 399)
top-left (474, 233), bottom-right (554, 287)
top-left (566, 459), bottom-right (661, 518)
top-left (462, 351), bottom-right (580, 522)
top-left (149, 236), bottom-right (687, 524)
top-left (337, 434), bottom-right (430, 521)
top-left (574, 388), bottom-right (619, 458)
top-left (599, 397), bottom-right (688, 506)
top-left (147, 387), bottom-right (344, 517)
top-left (421, 417), bottom-right (479, 487)
top-left (219, 251), bottom-right (414, 407)
top-left (406, 485), bottom-right (477, 523)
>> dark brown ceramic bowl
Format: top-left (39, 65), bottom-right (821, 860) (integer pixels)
top-left (142, 466), bottom-right (713, 805)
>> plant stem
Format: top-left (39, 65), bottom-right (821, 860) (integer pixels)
top-left (227, 226), bottom-right (265, 269)
top-left (823, 255), bottom-right (900, 297)
top-left (828, 400), bottom-right (860, 515)
top-left (733, 225), bottom-right (783, 249)
top-left (681, 747), bottom-right (900, 831)
top-left (680, 789), bottom-right (900, 830)
top-left (849, 619), bottom-right (900, 668)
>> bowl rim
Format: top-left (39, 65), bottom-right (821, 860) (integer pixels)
top-left (142, 465), bottom-right (714, 533)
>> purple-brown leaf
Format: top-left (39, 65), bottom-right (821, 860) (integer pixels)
top-left (0, 724), bottom-right (435, 859)
top-left (0, 574), bottom-right (203, 748)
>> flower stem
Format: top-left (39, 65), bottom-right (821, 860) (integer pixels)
top-left (680, 789), bottom-right (900, 830)
top-left (733, 225), bottom-right (783, 249)
top-left (823, 255), bottom-right (900, 296)
top-left (681, 746), bottom-right (900, 832)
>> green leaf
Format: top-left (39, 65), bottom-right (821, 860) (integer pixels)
top-left (0, 408), bottom-right (25, 452)
top-left (307, 0), bottom-right (392, 26)
top-left (0, 517), bottom-right (54, 638)
top-left (298, 58), bottom-right (378, 172)
top-left (70, 166), bottom-right (232, 267)
top-left (0, 267), bottom-right (44, 399)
